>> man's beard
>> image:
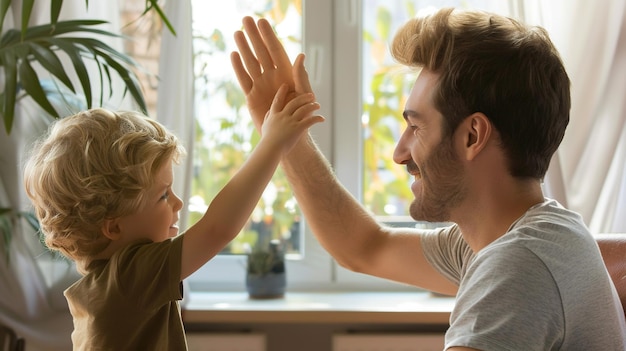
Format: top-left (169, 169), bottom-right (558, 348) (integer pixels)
top-left (409, 139), bottom-right (467, 222)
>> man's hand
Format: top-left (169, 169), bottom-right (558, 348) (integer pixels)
top-left (231, 16), bottom-right (314, 132)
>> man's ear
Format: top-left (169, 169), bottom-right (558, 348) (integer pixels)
top-left (460, 112), bottom-right (492, 160)
top-left (102, 218), bottom-right (122, 241)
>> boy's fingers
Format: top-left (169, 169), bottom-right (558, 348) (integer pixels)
top-left (297, 102), bottom-right (322, 120)
top-left (269, 84), bottom-right (290, 113)
top-left (282, 93), bottom-right (316, 115)
top-left (300, 114), bottom-right (326, 129)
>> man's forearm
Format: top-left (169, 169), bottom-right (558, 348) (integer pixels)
top-left (281, 134), bottom-right (382, 269)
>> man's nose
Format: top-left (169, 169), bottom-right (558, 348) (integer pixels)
top-left (393, 130), bottom-right (412, 165)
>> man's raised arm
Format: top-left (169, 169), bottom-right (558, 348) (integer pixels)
top-left (230, 17), bottom-right (458, 295)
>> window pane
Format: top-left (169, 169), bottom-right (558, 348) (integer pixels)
top-left (190, 1), bottom-right (303, 255)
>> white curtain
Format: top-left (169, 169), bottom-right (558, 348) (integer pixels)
top-left (0, 1), bottom-right (127, 350)
top-left (156, 0), bottom-right (194, 234)
top-left (0, 112), bottom-right (75, 351)
top-left (526, 0), bottom-right (626, 233)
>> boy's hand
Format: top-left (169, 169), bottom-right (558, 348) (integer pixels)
top-left (231, 16), bottom-right (314, 132)
top-left (261, 84), bottom-right (324, 154)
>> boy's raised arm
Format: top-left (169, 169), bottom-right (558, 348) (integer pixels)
top-left (179, 84), bottom-right (323, 280)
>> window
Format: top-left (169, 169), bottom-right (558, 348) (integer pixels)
top-left (189, 1), bottom-right (304, 257)
top-left (186, 0), bottom-right (517, 291)
top-left (187, 0), bottom-right (335, 291)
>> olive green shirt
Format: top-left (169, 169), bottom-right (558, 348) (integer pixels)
top-left (64, 235), bottom-right (186, 350)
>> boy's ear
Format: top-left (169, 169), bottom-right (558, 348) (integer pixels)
top-left (102, 218), bottom-right (122, 241)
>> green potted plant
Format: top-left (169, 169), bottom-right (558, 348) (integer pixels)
top-left (246, 239), bottom-right (286, 299)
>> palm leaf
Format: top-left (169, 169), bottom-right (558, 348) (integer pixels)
top-left (69, 37), bottom-right (147, 111)
top-left (50, 0), bottom-right (64, 25)
top-left (64, 39), bottom-right (114, 109)
top-left (0, 0), bottom-right (10, 33)
top-left (18, 58), bottom-right (58, 116)
top-left (0, 207), bottom-right (47, 263)
top-left (0, 19), bottom-right (147, 132)
top-left (27, 42), bottom-right (75, 92)
top-left (23, 20), bottom-right (117, 39)
top-left (1, 51), bottom-right (17, 133)
top-left (0, 26), bottom-right (18, 46)
top-left (102, 62), bottom-right (113, 101)
top-left (20, 211), bottom-right (40, 232)
top-left (70, 37), bottom-right (139, 66)
top-left (94, 47), bottom-right (146, 113)
top-left (144, 0), bottom-right (176, 36)
top-left (53, 39), bottom-right (93, 109)
top-left (0, 209), bottom-right (12, 263)
top-left (20, 0), bottom-right (35, 39)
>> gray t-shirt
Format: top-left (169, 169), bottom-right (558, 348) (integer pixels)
top-left (422, 198), bottom-right (626, 350)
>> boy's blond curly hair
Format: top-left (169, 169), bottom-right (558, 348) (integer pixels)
top-left (24, 108), bottom-right (185, 268)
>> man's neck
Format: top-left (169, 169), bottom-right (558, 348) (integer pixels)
top-left (453, 179), bottom-right (545, 253)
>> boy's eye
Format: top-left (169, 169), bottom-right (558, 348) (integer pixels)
top-left (160, 191), bottom-right (170, 201)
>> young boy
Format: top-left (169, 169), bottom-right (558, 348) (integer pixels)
top-left (23, 84), bottom-right (323, 350)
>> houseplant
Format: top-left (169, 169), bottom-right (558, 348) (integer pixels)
top-left (246, 239), bottom-right (286, 299)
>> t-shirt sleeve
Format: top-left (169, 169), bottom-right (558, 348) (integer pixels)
top-left (420, 225), bottom-right (474, 286)
top-left (110, 235), bottom-right (184, 309)
top-left (446, 244), bottom-right (565, 350)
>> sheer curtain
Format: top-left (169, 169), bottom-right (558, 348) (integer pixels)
top-left (527, 0), bottom-right (626, 233)
top-left (156, 0), bottom-right (194, 234)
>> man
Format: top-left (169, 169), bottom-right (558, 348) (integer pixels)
top-left (231, 7), bottom-right (626, 350)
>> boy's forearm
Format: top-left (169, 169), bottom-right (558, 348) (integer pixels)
top-left (180, 138), bottom-right (282, 278)
top-left (204, 139), bottom-right (281, 235)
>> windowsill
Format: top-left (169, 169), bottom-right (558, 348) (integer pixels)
top-left (182, 291), bottom-right (455, 324)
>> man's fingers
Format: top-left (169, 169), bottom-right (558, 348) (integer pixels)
top-left (230, 51), bottom-right (253, 93)
top-left (293, 54), bottom-right (314, 94)
top-left (233, 30), bottom-right (262, 78)
top-left (242, 16), bottom-right (276, 74)
top-left (257, 18), bottom-right (292, 70)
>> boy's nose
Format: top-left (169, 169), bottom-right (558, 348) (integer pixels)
top-left (171, 193), bottom-right (184, 211)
